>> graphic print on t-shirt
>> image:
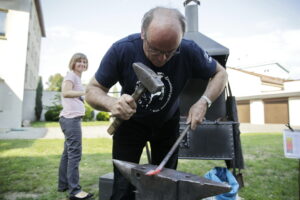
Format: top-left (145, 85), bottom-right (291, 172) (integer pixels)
top-left (137, 72), bottom-right (172, 113)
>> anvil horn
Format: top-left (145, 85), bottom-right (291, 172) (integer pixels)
top-left (113, 159), bottom-right (231, 200)
top-left (113, 159), bottom-right (136, 182)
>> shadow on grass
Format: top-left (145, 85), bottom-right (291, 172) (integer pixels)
top-left (0, 140), bottom-right (36, 153)
top-left (0, 153), bottom-right (113, 200)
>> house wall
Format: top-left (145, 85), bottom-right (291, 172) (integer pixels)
top-left (0, 9), bottom-right (29, 129)
top-left (0, 0), bottom-right (31, 11)
top-left (24, 0), bottom-right (42, 90)
top-left (261, 83), bottom-right (282, 93)
top-left (22, 89), bottom-right (36, 122)
top-left (250, 100), bottom-right (264, 124)
top-left (0, 0), bottom-right (44, 129)
top-left (285, 81), bottom-right (300, 121)
top-left (289, 97), bottom-right (300, 126)
top-left (0, 79), bottom-right (4, 112)
top-left (0, 80), bottom-right (24, 131)
top-left (227, 68), bottom-right (261, 96)
top-left (229, 68), bottom-right (300, 125)
top-left (284, 80), bottom-right (300, 91)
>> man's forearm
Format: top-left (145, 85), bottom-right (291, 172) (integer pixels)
top-left (85, 86), bottom-right (116, 112)
top-left (202, 64), bottom-right (228, 103)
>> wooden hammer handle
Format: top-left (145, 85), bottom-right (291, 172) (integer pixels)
top-left (107, 117), bottom-right (124, 135)
top-left (107, 85), bottom-right (146, 135)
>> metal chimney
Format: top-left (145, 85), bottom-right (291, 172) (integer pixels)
top-left (185, 0), bottom-right (200, 32)
top-left (183, 0), bottom-right (229, 66)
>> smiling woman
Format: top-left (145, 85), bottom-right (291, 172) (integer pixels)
top-left (57, 53), bottom-right (94, 200)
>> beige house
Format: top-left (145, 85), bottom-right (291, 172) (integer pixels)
top-left (0, 0), bottom-right (45, 131)
top-left (228, 67), bottom-right (300, 126)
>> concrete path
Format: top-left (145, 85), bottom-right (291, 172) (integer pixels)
top-left (239, 123), bottom-right (300, 133)
top-left (0, 123), bottom-right (299, 140)
top-left (0, 126), bottom-right (111, 140)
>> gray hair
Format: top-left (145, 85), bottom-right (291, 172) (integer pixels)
top-left (141, 7), bottom-right (186, 35)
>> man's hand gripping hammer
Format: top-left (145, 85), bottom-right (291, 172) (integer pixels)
top-left (107, 62), bottom-right (164, 135)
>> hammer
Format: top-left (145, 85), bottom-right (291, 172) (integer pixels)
top-left (107, 62), bottom-right (164, 135)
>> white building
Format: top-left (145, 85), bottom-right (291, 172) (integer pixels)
top-left (228, 67), bottom-right (300, 126)
top-left (0, 0), bottom-right (45, 131)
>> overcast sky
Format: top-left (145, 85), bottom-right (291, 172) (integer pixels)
top-left (39, 0), bottom-right (300, 85)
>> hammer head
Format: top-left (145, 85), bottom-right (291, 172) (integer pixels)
top-left (132, 62), bottom-right (164, 93)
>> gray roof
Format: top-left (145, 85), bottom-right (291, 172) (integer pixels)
top-left (184, 32), bottom-right (229, 56)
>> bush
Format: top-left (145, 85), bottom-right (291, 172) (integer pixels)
top-left (44, 104), bottom-right (62, 121)
top-left (45, 102), bottom-right (95, 122)
top-left (83, 103), bottom-right (94, 121)
top-left (96, 111), bottom-right (110, 121)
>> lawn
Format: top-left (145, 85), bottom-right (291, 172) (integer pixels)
top-left (0, 132), bottom-right (299, 200)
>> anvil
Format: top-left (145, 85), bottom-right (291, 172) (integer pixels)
top-left (113, 159), bottom-right (231, 200)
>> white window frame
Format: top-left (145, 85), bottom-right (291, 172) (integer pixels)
top-left (0, 78), bottom-right (4, 112)
top-left (0, 9), bottom-right (8, 39)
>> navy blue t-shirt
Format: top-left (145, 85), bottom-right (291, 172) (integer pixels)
top-left (95, 33), bottom-right (216, 125)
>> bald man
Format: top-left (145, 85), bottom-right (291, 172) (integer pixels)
top-left (86, 7), bottom-right (227, 200)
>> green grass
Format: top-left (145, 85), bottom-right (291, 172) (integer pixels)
top-left (0, 133), bottom-right (299, 200)
top-left (31, 121), bottom-right (110, 127)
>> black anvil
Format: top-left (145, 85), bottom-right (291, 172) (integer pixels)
top-left (113, 159), bottom-right (231, 200)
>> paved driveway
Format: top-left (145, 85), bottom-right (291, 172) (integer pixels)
top-left (0, 123), bottom-right (299, 140)
top-left (0, 126), bottom-right (111, 139)
top-left (239, 123), bottom-right (300, 133)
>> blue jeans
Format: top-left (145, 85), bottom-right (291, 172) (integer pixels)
top-left (58, 116), bottom-right (82, 196)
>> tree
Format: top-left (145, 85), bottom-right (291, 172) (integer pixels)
top-left (35, 76), bottom-right (43, 121)
top-left (46, 73), bottom-right (63, 91)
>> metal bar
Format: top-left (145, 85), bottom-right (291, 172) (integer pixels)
top-left (146, 124), bottom-right (190, 175)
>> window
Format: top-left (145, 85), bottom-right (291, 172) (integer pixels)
top-left (0, 78), bottom-right (4, 112)
top-left (0, 9), bottom-right (8, 38)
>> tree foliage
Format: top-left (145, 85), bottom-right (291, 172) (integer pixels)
top-left (44, 94), bottom-right (62, 121)
top-left (35, 76), bottom-right (43, 121)
top-left (46, 73), bottom-right (63, 91)
top-left (82, 103), bottom-right (94, 121)
top-left (44, 104), bottom-right (62, 121)
top-left (96, 111), bottom-right (110, 121)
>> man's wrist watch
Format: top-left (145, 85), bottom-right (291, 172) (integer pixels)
top-left (201, 95), bottom-right (212, 108)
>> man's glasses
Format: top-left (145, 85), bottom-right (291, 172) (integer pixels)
top-left (144, 37), bottom-right (180, 58)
